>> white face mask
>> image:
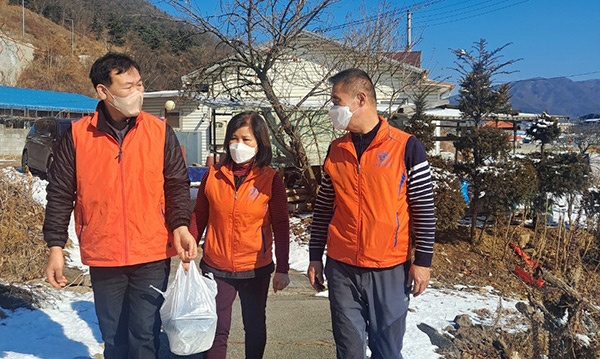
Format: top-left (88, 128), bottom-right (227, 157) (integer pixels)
top-left (328, 97), bottom-right (357, 130)
top-left (106, 88), bottom-right (144, 118)
top-left (229, 142), bottom-right (257, 164)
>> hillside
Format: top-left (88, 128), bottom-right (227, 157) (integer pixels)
top-left (1, 0), bottom-right (227, 94)
top-left (450, 77), bottom-right (600, 119)
top-left (510, 77), bottom-right (600, 119)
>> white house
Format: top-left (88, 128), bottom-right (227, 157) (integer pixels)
top-left (143, 31), bottom-right (453, 166)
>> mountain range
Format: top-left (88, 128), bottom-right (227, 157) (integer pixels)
top-left (451, 77), bottom-right (600, 119)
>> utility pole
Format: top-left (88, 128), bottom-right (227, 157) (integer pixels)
top-left (21, 0), bottom-right (25, 40)
top-left (65, 18), bottom-right (74, 55)
top-left (406, 10), bottom-right (412, 50)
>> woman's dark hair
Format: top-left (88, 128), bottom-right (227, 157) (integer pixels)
top-left (220, 111), bottom-right (272, 167)
top-left (89, 52), bottom-right (141, 88)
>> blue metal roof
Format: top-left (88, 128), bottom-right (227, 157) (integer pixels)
top-left (0, 85), bottom-right (98, 113)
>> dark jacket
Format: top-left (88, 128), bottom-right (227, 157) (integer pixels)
top-left (43, 102), bottom-right (190, 265)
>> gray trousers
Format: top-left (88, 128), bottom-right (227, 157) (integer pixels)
top-left (325, 257), bottom-right (411, 359)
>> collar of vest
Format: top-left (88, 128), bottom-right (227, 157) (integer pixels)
top-left (90, 101), bottom-right (143, 133)
top-left (217, 162), bottom-right (266, 187)
top-left (340, 116), bottom-right (392, 151)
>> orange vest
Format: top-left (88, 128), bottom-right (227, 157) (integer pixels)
top-left (71, 110), bottom-right (177, 266)
top-left (202, 164), bottom-right (276, 272)
top-left (324, 117), bottom-right (412, 268)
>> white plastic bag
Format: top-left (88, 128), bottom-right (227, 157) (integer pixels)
top-left (154, 260), bottom-right (218, 356)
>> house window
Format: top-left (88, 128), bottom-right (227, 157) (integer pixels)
top-left (166, 111), bottom-right (181, 129)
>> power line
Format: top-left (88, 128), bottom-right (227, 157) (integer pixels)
top-left (315, 0), bottom-right (447, 33)
top-left (315, 0), bottom-right (529, 35)
top-left (414, 0), bottom-right (489, 16)
top-left (416, 0), bottom-right (505, 20)
top-left (415, 0), bottom-right (530, 27)
top-left (554, 70), bottom-right (600, 79)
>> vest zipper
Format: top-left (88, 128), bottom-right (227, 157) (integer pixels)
top-left (230, 169), bottom-right (252, 271)
top-left (118, 144), bottom-right (129, 264)
top-left (356, 154), bottom-right (362, 265)
top-left (107, 134), bottom-right (128, 263)
top-left (231, 187), bottom-right (237, 271)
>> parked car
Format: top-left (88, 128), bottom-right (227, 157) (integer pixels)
top-left (21, 117), bottom-right (72, 176)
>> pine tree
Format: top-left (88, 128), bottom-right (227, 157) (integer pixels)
top-left (527, 111), bottom-right (561, 159)
top-left (450, 39), bottom-right (520, 242)
top-left (403, 87), bottom-right (435, 153)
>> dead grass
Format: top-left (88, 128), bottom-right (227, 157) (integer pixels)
top-left (433, 223), bottom-right (600, 358)
top-left (0, 169), bottom-right (47, 283)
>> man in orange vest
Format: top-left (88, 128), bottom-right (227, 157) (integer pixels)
top-left (43, 53), bottom-right (197, 359)
top-left (307, 68), bottom-right (436, 359)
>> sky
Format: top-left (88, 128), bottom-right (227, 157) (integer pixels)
top-left (0, 166), bottom-right (525, 359)
top-left (150, 0), bottom-right (600, 88)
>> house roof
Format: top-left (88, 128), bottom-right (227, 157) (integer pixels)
top-left (482, 120), bottom-right (515, 129)
top-left (389, 51), bottom-right (421, 67)
top-left (0, 85), bottom-right (97, 113)
top-left (425, 107), bottom-right (541, 121)
top-left (183, 30), bottom-right (427, 84)
top-left (143, 90), bottom-right (180, 98)
top-left (145, 90), bottom-right (409, 112)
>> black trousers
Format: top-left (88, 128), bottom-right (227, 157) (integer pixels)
top-left (89, 258), bottom-right (170, 359)
top-left (204, 274), bottom-right (271, 359)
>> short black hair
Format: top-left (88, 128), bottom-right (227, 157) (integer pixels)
top-left (89, 53), bottom-right (141, 88)
top-left (328, 68), bottom-right (377, 103)
top-left (220, 111), bottom-right (272, 167)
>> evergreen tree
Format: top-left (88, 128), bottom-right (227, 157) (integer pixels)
top-left (527, 111), bottom-right (560, 159)
top-left (450, 39), bottom-right (520, 242)
top-left (429, 157), bottom-right (467, 232)
top-left (403, 87), bottom-right (435, 153)
top-left (107, 14), bottom-right (127, 46)
top-left (532, 151), bottom-right (589, 223)
top-left (90, 14), bottom-right (104, 41)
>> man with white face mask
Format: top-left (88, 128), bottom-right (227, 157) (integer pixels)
top-left (43, 53), bottom-right (197, 359)
top-left (307, 68), bottom-right (436, 359)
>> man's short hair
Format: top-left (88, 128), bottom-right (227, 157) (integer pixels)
top-left (328, 68), bottom-right (377, 103)
top-left (89, 53), bottom-right (141, 88)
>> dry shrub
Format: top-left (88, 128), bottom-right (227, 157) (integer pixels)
top-left (0, 170), bottom-right (47, 282)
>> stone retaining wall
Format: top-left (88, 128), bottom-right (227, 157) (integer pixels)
top-left (0, 126), bottom-right (28, 157)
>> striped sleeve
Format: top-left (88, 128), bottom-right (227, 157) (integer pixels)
top-left (405, 137), bottom-right (436, 267)
top-left (309, 171), bottom-right (335, 262)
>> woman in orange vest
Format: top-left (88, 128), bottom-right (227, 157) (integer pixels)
top-left (191, 111), bottom-right (290, 359)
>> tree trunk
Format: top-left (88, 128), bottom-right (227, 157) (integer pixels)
top-left (258, 74), bottom-right (319, 201)
top-left (469, 198), bottom-right (478, 243)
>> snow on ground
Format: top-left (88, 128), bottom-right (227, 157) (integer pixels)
top-left (0, 167), bottom-right (524, 358)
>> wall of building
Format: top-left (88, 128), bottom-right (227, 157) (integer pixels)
top-left (0, 125), bottom-right (28, 157)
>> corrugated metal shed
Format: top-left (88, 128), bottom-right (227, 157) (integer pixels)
top-left (0, 85), bottom-right (97, 113)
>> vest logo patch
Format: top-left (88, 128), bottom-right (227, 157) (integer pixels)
top-left (247, 186), bottom-right (260, 200)
top-left (375, 150), bottom-right (392, 167)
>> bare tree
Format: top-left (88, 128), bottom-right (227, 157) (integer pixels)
top-left (167, 0), bottom-right (441, 199)
top-left (568, 122), bottom-right (600, 156)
